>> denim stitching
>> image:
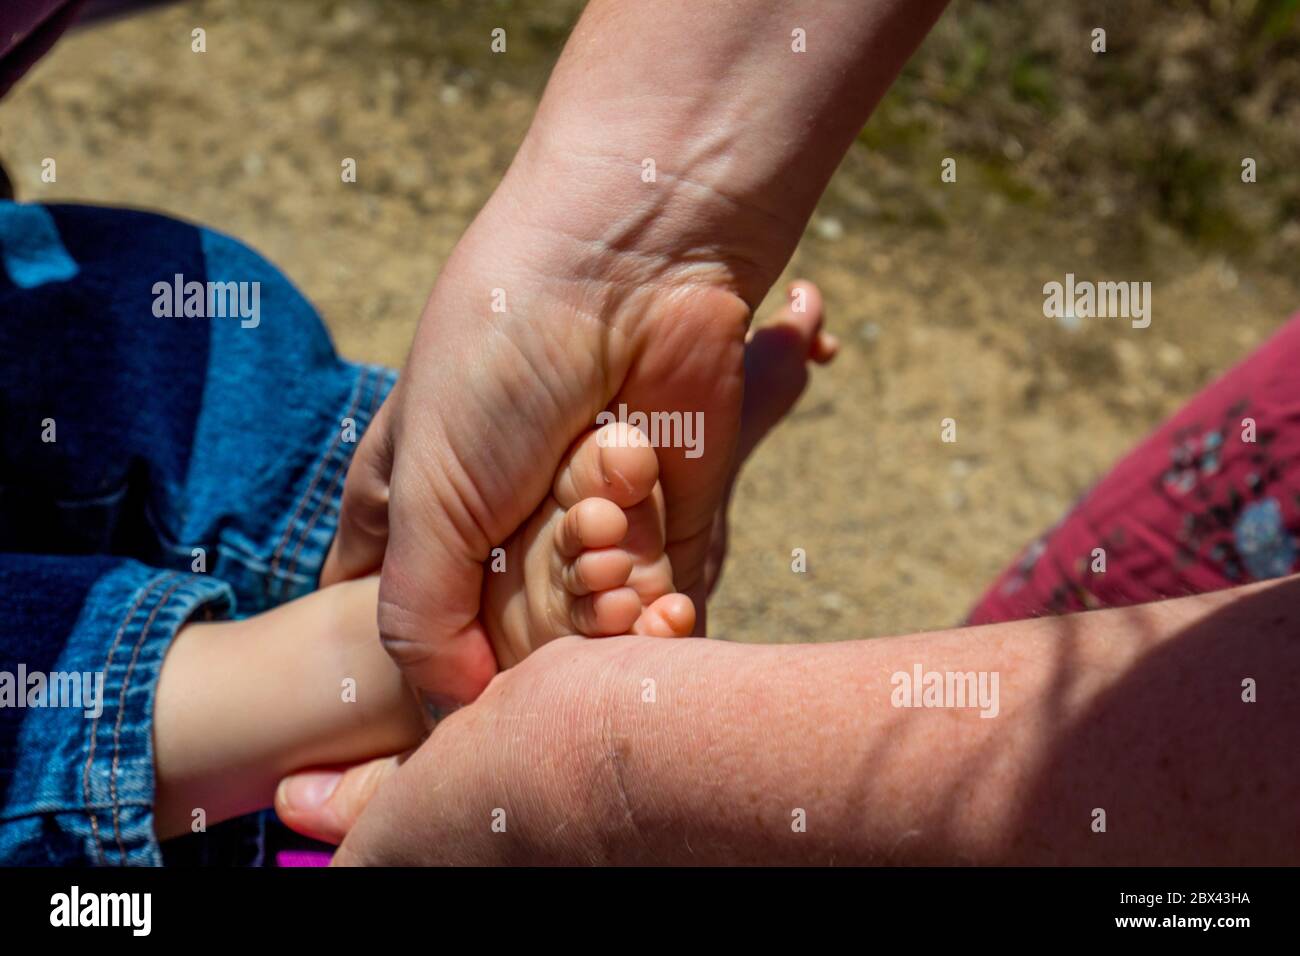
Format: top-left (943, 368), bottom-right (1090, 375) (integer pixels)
top-left (140, 505), bottom-right (310, 589)
top-left (83, 571), bottom-right (171, 865)
top-left (265, 366), bottom-right (372, 599)
top-left (282, 365), bottom-right (386, 585)
top-left (109, 576), bottom-right (185, 865)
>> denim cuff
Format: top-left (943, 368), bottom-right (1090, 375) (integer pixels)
top-left (1, 562), bottom-right (234, 866)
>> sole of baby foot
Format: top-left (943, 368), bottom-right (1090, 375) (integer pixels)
top-left (484, 422), bottom-right (695, 668)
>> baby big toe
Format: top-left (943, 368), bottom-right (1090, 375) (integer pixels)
top-left (552, 422), bottom-right (659, 509)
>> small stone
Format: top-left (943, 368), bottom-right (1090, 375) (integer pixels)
top-left (1215, 260), bottom-right (1238, 291)
top-left (813, 216), bottom-right (844, 242)
top-left (819, 591), bottom-right (847, 611)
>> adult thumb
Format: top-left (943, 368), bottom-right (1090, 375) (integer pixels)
top-left (275, 755), bottom-right (402, 846)
top-left (320, 394), bottom-right (395, 587)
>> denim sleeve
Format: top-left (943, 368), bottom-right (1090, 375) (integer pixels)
top-left (0, 556), bottom-right (234, 865)
top-left (0, 201), bottom-right (396, 865)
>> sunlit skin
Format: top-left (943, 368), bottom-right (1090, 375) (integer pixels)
top-left (278, 0), bottom-right (1297, 865)
top-left (155, 286), bottom-right (835, 839)
top-left (322, 0), bottom-right (948, 709)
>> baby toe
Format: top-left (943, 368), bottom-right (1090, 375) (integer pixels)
top-left (563, 548), bottom-right (634, 595)
top-left (571, 586), bottom-right (642, 636)
top-left (552, 423), bottom-right (659, 509)
top-left (555, 497), bottom-right (629, 558)
top-left (633, 593), bottom-right (697, 637)
top-left (626, 551), bottom-right (675, 605)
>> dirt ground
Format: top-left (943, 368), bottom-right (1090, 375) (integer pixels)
top-left (4, 0), bottom-right (1298, 643)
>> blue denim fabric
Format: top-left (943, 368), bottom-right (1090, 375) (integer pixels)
top-left (0, 201), bottom-right (395, 864)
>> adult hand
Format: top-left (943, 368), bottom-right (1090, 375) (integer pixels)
top-left (276, 635), bottom-right (649, 862)
top-left (321, 198), bottom-right (750, 705)
top-left (322, 0), bottom-right (949, 706)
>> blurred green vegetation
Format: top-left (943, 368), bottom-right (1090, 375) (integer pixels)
top-left (853, 0), bottom-right (1300, 262)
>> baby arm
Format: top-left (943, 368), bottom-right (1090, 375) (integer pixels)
top-left (152, 577), bottom-right (422, 839)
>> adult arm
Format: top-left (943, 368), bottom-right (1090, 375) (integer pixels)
top-left (326, 0), bottom-right (951, 705)
top-left (282, 574), bottom-right (1299, 864)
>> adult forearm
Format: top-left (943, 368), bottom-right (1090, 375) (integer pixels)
top-left (609, 576), bottom-right (1300, 864)
top-left (498, 0), bottom-right (950, 303)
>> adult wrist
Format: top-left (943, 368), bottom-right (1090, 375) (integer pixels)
top-left (496, 125), bottom-right (791, 307)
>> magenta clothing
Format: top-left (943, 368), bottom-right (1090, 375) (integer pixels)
top-left (0, 0), bottom-right (85, 96)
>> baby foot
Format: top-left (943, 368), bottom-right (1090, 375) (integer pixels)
top-left (704, 280), bottom-right (838, 595)
top-left (482, 421), bottom-right (696, 668)
top-left (481, 279), bottom-right (834, 664)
